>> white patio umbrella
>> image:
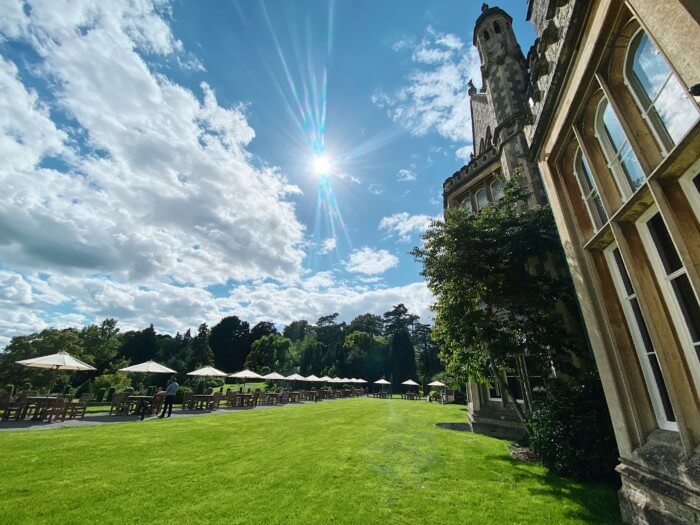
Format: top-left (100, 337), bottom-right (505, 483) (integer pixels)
top-left (330, 377), bottom-right (342, 383)
top-left (228, 369), bottom-right (263, 392)
top-left (187, 366), bottom-right (227, 377)
top-left (374, 379), bottom-right (391, 385)
top-left (285, 373), bottom-right (305, 381)
top-left (356, 378), bottom-right (368, 384)
top-left (427, 380), bottom-right (447, 388)
top-left (319, 375), bottom-right (333, 382)
top-left (401, 379), bottom-right (419, 386)
top-left (119, 360), bottom-right (176, 374)
top-left (16, 351), bottom-right (96, 372)
top-left (16, 351), bottom-right (97, 394)
top-left (263, 372), bottom-right (286, 381)
top-left (304, 374), bottom-right (321, 382)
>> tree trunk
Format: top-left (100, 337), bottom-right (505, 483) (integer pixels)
top-left (487, 353), bottom-right (531, 436)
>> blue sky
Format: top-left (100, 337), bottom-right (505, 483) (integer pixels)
top-left (0, 0), bottom-right (534, 344)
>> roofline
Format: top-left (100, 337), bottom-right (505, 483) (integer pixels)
top-left (473, 6), bottom-right (514, 45)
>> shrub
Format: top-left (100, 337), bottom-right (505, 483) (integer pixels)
top-left (175, 386), bottom-right (192, 404)
top-left (528, 373), bottom-right (619, 482)
top-left (74, 379), bottom-right (92, 398)
top-left (5, 384), bottom-right (14, 397)
top-left (93, 373), bottom-right (131, 392)
top-left (95, 388), bottom-right (107, 402)
top-left (194, 379), bottom-right (205, 395)
top-left (146, 386), bottom-right (156, 396)
top-left (106, 387), bottom-right (116, 403)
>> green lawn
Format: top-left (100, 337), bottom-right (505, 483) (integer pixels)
top-left (0, 399), bottom-right (620, 524)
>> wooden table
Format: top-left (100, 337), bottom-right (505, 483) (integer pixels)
top-left (193, 394), bottom-right (214, 410)
top-left (128, 395), bottom-right (154, 415)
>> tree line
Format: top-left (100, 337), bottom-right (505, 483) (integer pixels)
top-left (0, 304), bottom-right (443, 393)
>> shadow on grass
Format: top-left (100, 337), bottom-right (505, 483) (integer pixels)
top-left (484, 452), bottom-right (622, 524)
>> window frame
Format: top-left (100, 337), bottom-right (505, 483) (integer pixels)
top-left (636, 205), bottom-right (700, 394)
top-left (462, 192), bottom-right (474, 214)
top-left (678, 159), bottom-right (700, 223)
top-left (490, 178), bottom-right (504, 202)
top-left (623, 28), bottom-right (700, 155)
top-left (594, 96), bottom-right (645, 200)
top-left (475, 187), bottom-right (489, 210)
top-left (603, 243), bottom-right (677, 431)
top-left (572, 147), bottom-right (607, 231)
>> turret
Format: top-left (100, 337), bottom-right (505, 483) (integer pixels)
top-left (473, 4), bottom-right (529, 125)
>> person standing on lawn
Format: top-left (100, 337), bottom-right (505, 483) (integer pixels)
top-left (159, 377), bottom-right (179, 418)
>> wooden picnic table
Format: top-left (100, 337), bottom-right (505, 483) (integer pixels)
top-left (128, 395), bottom-right (154, 414)
top-left (193, 394), bottom-right (214, 410)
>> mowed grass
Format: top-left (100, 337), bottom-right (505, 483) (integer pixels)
top-left (0, 399), bottom-right (620, 524)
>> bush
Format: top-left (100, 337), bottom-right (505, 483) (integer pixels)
top-left (74, 379), bottom-right (92, 398)
top-left (93, 373), bottom-right (131, 392)
top-left (528, 373), bottom-right (619, 482)
top-left (146, 386), bottom-right (156, 396)
top-left (95, 388), bottom-right (107, 402)
top-left (106, 387), bottom-right (116, 403)
top-left (175, 386), bottom-right (192, 404)
top-left (5, 384), bottom-right (14, 397)
top-left (194, 379), bottom-right (205, 395)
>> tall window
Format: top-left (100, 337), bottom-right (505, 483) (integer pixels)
top-left (638, 208), bottom-right (700, 392)
top-left (490, 179), bottom-right (504, 202)
top-left (463, 194), bottom-right (473, 214)
top-left (596, 97), bottom-right (646, 196)
top-left (605, 245), bottom-right (676, 430)
top-left (475, 188), bottom-right (489, 210)
top-left (626, 30), bottom-right (699, 152)
top-left (573, 148), bottom-right (607, 230)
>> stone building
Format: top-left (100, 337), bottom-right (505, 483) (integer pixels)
top-left (445, 1), bottom-right (700, 521)
top-left (525, 0), bottom-right (700, 522)
top-left (442, 5), bottom-right (556, 442)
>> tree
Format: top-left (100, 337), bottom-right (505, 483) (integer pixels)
top-left (389, 327), bottom-right (417, 389)
top-left (297, 335), bottom-right (322, 375)
top-left (412, 175), bottom-right (579, 430)
top-left (121, 325), bottom-right (158, 364)
top-left (343, 331), bottom-right (388, 380)
top-left (413, 322), bottom-right (443, 388)
top-left (283, 320), bottom-right (312, 342)
top-left (383, 304), bottom-right (418, 338)
top-left (190, 323), bottom-right (214, 368)
top-left (314, 314), bottom-right (346, 376)
top-left (250, 321), bottom-right (277, 342)
top-left (348, 314), bottom-right (383, 336)
top-left (209, 316), bottom-right (250, 372)
top-left (79, 318), bottom-right (124, 374)
top-left (244, 334), bottom-right (291, 375)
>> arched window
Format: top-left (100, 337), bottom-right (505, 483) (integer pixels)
top-left (483, 30), bottom-right (490, 41)
top-left (490, 179), bottom-right (504, 202)
top-left (475, 188), bottom-right (489, 210)
top-left (625, 30), bottom-right (699, 152)
top-left (463, 194), bottom-right (473, 214)
top-left (493, 22), bottom-right (501, 34)
top-left (573, 148), bottom-right (607, 230)
top-left (596, 97), bottom-right (646, 197)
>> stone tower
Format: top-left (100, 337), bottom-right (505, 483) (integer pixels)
top-left (473, 4), bottom-right (545, 205)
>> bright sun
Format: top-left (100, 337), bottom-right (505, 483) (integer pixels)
top-left (312, 154), bottom-right (332, 175)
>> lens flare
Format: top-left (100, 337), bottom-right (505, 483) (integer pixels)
top-left (312, 154), bottom-right (332, 175)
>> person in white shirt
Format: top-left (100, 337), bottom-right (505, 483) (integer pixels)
top-left (159, 377), bottom-right (179, 418)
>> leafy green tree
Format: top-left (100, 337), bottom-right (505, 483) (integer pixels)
top-left (79, 318), bottom-right (124, 374)
top-left (244, 334), bottom-right (291, 375)
top-left (283, 320), bottom-right (312, 342)
top-left (297, 335), bottom-right (322, 375)
top-left (348, 314), bottom-right (383, 336)
top-left (121, 325), bottom-right (159, 364)
top-left (209, 316), bottom-right (250, 372)
top-left (314, 314), bottom-right (346, 376)
top-left (343, 331), bottom-right (388, 380)
top-left (412, 175), bottom-right (579, 428)
top-left (382, 304), bottom-right (418, 338)
top-left (413, 322), bottom-right (443, 389)
top-left (190, 323), bottom-right (214, 368)
top-left (389, 327), bottom-right (417, 389)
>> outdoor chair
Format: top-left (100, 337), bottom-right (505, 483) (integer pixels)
top-left (68, 393), bottom-right (92, 420)
top-left (109, 392), bottom-right (130, 415)
top-left (149, 393), bottom-right (165, 416)
top-left (247, 391), bottom-right (259, 408)
top-left (3, 392), bottom-right (30, 421)
top-left (182, 391), bottom-right (195, 410)
top-left (44, 397), bottom-right (69, 423)
top-left (209, 392), bottom-right (222, 411)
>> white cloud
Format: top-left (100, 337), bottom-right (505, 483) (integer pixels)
top-left (336, 172), bottom-right (361, 184)
top-left (0, 0), bottom-right (305, 288)
top-left (345, 247), bottom-right (399, 275)
top-left (379, 212), bottom-right (434, 242)
top-left (368, 184), bottom-right (384, 195)
top-left (376, 26), bottom-right (481, 160)
top-left (319, 237), bottom-right (337, 254)
top-left (397, 168), bottom-right (417, 182)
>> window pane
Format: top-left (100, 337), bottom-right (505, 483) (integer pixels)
top-left (613, 248), bottom-right (635, 296)
top-left (647, 353), bottom-right (676, 422)
top-left (693, 173), bottom-right (700, 194)
top-left (630, 298), bottom-right (654, 351)
top-left (463, 195), bottom-right (473, 213)
top-left (618, 144), bottom-right (646, 191)
top-left (632, 33), bottom-right (669, 102)
top-left (591, 192), bottom-right (607, 226)
top-left (654, 76), bottom-right (699, 145)
top-left (671, 273), bottom-right (700, 343)
top-left (603, 102), bottom-right (628, 152)
top-left (491, 180), bottom-right (504, 201)
top-left (476, 189), bottom-right (489, 209)
top-left (507, 375), bottom-right (523, 401)
top-left (647, 213), bottom-right (683, 275)
top-left (577, 151), bottom-right (595, 193)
